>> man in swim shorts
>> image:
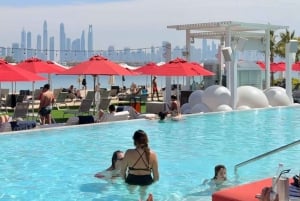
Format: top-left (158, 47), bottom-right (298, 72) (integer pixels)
top-left (38, 84), bottom-right (54, 125)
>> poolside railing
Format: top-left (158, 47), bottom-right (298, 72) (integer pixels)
top-left (234, 139), bottom-right (300, 175)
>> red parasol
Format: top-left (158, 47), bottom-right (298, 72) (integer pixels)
top-left (0, 59), bottom-right (46, 82)
top-left (153, 58), bottom-right (215, 76)
top-left (58, 55), bottom-right (135, 113)
top-left (256, 61), bottom-right (285, 72)
top-left (134, 62), bottom-right (160, 75)
top-left (59, 55), bottom-right (133, 76)
top-left (292, 62), bottom-right (300, 71)
top-left (16, 57), bottom-right (66, 73)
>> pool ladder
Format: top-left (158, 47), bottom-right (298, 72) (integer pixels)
top-left (234, 139), bottom-right (300, 175)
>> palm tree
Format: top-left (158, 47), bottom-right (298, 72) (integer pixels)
top-left (269, 29), bottom-right (299, 85)
top-left (269, 30), bottom-right (278, 85)
top-left (276, 29), bottom-right (297, 59)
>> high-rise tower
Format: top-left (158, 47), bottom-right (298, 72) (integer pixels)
top-left (60, 23), bottom-right (66, 62)
top-left (27, 31), bottom-right (32, 58)
top-left (49, 36), bottom-right (55, 61)
top-left (81, 30), bottom-right (85, 60)
top-left (43, 20), bottom-right (48, 60)
top-left (21, 28), bottom-right (26, 60)
top-left (87, 25), bottom-right (93, 58)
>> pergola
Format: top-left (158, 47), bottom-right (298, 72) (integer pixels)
top-left (167, 21), bottom-right (288, 108)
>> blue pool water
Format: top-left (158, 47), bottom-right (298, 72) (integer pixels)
top-left (1, 106), bottom-right (300, 201)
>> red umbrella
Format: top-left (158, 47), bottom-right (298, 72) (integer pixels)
top-left (134, 62), bottom-right (160, 75)
top-left (154, 58), bottom-right (215, 76)
top-left (292, 62), bottom-right (300, 71)
top-left (58, 55), bottom-right (135, 113)
top-left (16, 57), bottom-right (66, 73)
top-left (256, 61), bottom-right (285, 72)
top-left (0, 59), bottom-right (46, 82)
top-left (60, 55), bottom-right (133, 76)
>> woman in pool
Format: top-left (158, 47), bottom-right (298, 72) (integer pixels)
top-left (121, 130), bottom-right (159, 186)
top-left (94, 150), bottom-right (124, 179)
top-left (212, 164), bottom-right (227, 184)
top-left (203, 164), bottom-right (228, 190)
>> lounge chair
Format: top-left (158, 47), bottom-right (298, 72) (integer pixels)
top-left (63, 99), bottom-right (93, 118)
top-left (96, 111), bottom-right (130, 123)
top-left (98, 98), bottom-right (112, 111)
top-left (53, 92), bottom-right (68, 110)
top-left (12, 102), bottom-right (30, 119)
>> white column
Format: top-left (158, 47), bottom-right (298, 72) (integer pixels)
top-left (185, 29), bottom-right (191, 90)
top-left (285, 40), bottom-right (298, 103)
top-left (164, 42), bottom-right (172, 103)
top-left (225, 28), bottom-right (232, 90)
top-left (265, 28), bottom-right (271, 89)
top-left (230, 49), bottom-right (238, 109)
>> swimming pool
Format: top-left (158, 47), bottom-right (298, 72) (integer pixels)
top-left (1, 106), bottom-right (300, 201)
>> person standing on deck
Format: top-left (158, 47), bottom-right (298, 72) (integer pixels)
top-left (151, 76), bottom-right (159, 101)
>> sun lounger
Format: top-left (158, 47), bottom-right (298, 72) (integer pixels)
top-left (63, 99), bottom-right (93, 118)
top-left (97, 111), bottom-right (129, 123)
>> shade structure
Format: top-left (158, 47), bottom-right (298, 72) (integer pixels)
top-left (60, 55), bottom-right (133, 76)
top-left (256, 61), bottom-right (286, 72)
top-left (153, 58), bottom-right (215, 76)
top-left (0, 59), bottom-right (46, 82)
top-left (134, 62), bottom-right (160, 75)
top-left (58, 55), bottom-right (135, 114)
top-left (292, 62), bottom-right (300, 71)
top-left (16, 57), bottom-right (66, 74)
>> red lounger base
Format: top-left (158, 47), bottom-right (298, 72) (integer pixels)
top-left (212, 178), bottom-right (272, 201)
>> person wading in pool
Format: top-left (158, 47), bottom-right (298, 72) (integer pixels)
top-left (94, 150), bottom-right (124, 179)
top-left (121, 129), bottom-right (159, 186)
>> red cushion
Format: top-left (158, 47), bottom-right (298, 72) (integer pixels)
top-left (212, 178), bottom-right (272, 201)
top-left (212, 178), bottom-right (293, 201)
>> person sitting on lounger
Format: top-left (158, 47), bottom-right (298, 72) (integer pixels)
top-left (97, 104), bottom-right (116, 122)
top-left (94, 150), bottom-right (124, 179)
top-left (67, 85), bottom-right (82, 100)
top-left (158, 95), bottom-right (181, 120)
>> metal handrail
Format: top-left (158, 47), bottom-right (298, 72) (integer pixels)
top-left (234, 139), bottom-right (300, 175)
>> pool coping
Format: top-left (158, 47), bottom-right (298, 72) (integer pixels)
top-left (1, 104), bottom-right (299, 135)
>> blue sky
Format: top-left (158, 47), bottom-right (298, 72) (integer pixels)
top-left (1, 0), bottom-right (126, 7)
top-left (0, 0), bottom-right (299, 51)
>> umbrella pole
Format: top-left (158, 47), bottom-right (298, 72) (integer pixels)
top-left (93, 75), bottom-right (96, 115)
top-left (32, 81), bottom-right (35, 120)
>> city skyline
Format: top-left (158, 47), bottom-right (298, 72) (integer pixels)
top-left (0, 0), bottom-right (300, 51)
top-left (0, 19), bottom-right (222, 63)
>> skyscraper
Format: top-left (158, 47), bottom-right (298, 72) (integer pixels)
top-left (37, 34), bottom-right (42, 58)
top-left (87, 25), bottom-right (93, 58)
top-left (43, 20), bottom-right (48, 60)
top-left (21, 28), bottom-right (26, 60)
top-left (27, 31), bottom-right (33, 58)
top-left (80, 30), bottom-right (85, 60)
top-left (49, 36), bottom-right (55, 61)
top-left (59, 23), bottom-right (66, 62)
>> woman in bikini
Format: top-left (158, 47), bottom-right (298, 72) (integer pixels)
top-left (121, 130), bottom-right (159, 186)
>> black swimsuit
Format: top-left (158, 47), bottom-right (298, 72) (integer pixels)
top-left (125, 149), bottom-right (153, 186)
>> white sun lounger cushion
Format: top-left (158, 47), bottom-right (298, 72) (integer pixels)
top-left (99, 111), bottom-right (130, 122)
